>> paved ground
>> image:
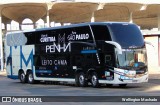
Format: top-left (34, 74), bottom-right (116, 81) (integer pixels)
top-left (0, 71), bottom-right (6, 76)
top-left (0, 70), bottom-right (160, 105)
top-left (0, 74), bottom-right (160, 105)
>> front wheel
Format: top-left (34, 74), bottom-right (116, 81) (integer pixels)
top-left (91, 72), bottom-right (99, 88)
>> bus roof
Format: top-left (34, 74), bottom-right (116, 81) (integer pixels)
top-left (6, 22), bottom-right (135, 35)
top-left (33, 22), bottom-right (135, 32)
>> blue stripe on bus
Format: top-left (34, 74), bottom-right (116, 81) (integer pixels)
top-left (35, 70), bottom-right (52, 74)
top-left (7, 75), bottom-right (18, 79)
top-left (20, 46), bottom-right (34, 69)
top-left (81, 50), bottom-right (97, 54)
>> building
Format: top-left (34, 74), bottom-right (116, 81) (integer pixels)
top-left (143, 31), bottom-right (160, 74)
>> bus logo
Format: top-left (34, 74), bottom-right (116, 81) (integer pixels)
top-left (2, 97), bottom-right (11, 102)
top-left (67, 31), bottom-right (89, 41)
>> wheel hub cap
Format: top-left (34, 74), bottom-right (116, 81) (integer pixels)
top-left (79, 75), bottom-right (84, 84)
top-left (29, 74), bottom-right (33, 82)
top-left (92, 75), bottom-right (97, 85)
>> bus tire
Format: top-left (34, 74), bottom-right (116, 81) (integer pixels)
top-left (75, 72), bottom-right (87, 87)
top-left (91, 72), bottom-right (99, 88)
top-left (27, 71), bottom-right (36, 84)
top-left (19, 71), bottom-right (27, 83)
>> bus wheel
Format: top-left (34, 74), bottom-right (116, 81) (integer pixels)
top-left (91, 72), bottom-right (99, 88)
top-left (19, 71), bottom-right (27, 83)
top-left (75, 72), bottom-right (87, 87)
top-left (119, 84), bottom-right (127, 88)
top-left (27, 71), bottom-right (35, 84)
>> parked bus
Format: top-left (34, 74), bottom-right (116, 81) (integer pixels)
top-left (5, 22), bottom-right (148, 87)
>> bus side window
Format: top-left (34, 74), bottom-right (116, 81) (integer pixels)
top-left (105, 55), bottom-right (112, 66)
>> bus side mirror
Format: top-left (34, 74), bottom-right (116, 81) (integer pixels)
top-left (105, 41), bottom-right (122, 54)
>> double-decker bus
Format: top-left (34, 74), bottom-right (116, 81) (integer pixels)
top-left (5, 22), bottom-right (148, 87)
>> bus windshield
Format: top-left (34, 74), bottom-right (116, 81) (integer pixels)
top-left (117, 48), bottom-right (147, 70)
top-left (108, 23), bottom-right (144, 48)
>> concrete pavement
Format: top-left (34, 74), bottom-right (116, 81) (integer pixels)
top-left (0, 71), bottom-right (6, 76)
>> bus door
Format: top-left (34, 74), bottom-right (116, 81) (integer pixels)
top-left (104, 53), bottom-right (115, 80)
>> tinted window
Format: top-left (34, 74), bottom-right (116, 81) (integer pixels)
top-left (91, 25), bottom-right (111, 41)
top-left (26, 26), bottom-right (94, 45)
top-left (25, 32), bottom-right (35, 45)
top-left (108, 23), bottom-right (144, 48)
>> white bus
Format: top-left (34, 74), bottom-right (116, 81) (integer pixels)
top-left (5, 22), bottom-right (148, 87)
